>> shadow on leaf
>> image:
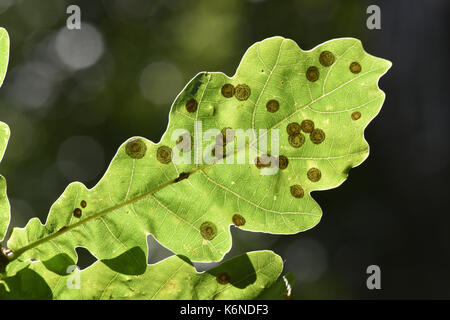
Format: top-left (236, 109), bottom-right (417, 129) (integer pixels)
top-left (42, 253), bottom-right (75, 276)
top-left (206, 253), bottom-right (256, 289)
top-left (101, 246), bottom-right (146, 275)
top-left (0, 266), bottom-right (52, 299)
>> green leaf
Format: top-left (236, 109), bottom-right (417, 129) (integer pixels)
top-left (7, 37), bottom-right (391, 265)
top-left (0, 27), bottom-right (10, 242)
top-left (0, 27), bottom-right (9, 88)
top-left (0, 176), bottom-right (10, 242)
top-left (0, 250), bottom-right (283, 300)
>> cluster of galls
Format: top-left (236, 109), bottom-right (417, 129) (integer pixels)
top-left (72, 200), bottom-right (87, 219)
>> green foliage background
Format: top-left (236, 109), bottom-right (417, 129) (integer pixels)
top-left (0, 0), bottom-right (449, 299)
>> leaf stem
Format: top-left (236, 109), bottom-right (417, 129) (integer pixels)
top-left (8, 164), bottom-right (210, 262)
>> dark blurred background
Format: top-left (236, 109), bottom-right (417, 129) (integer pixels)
top-left (0, 0), bottom-right (449, 299)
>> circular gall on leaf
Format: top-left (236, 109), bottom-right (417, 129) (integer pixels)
top-left (306, 66), bottom-right (319, 82)
top-left (221, 83), bottom-right (235, 98)
top-left (307, 168), bottom-right (322, 182)
top-left (319, 51), bottom-right (335, 67)
top-left (200, 221), bottom-right (218, 241)
top-left (232, 214), bottom-right (246, 227)
top-left (125, 138), bottom-right (147, 159)
top-left (234, 84), bottom-right (251, 101)
top-left (157, 146), bottom-right (172, 164)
